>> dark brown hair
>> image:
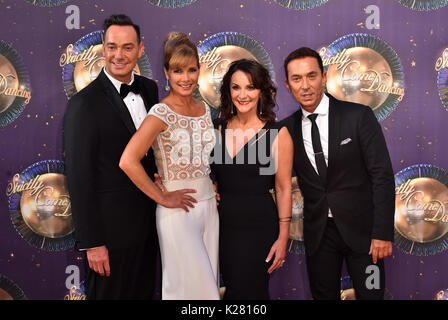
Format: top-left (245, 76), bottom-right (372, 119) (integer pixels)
top-left (103, 14), bottom-right (141, 43)
top-left (284, 47), bottom-right (324, 80)
top-left (163, 32), bottom-right (199, 71)
top-left (219, 59), bottom-right (277, 124)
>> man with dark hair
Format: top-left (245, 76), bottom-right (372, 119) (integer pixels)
top-left (64, 14), bottom-right (161, 299)
top-left (103, 14), bottom-right (141, 43)
top-left (283, 46), bottom-right (324, 78)
top-left (281, 47), bottom-right (395, 300)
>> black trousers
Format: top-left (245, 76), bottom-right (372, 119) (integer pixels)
top-left (86, 235), bottom-right (159, 300)
top-left (306, 218), bottom-right (385, 300)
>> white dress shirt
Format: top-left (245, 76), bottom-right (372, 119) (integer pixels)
top-left (300, 93), bottom-right (332, 217)
top-left (104, 67), bottom-right (147, 130)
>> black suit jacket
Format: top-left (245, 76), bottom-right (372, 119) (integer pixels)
top-left (64, 70), bottom-right (159, 250)
top-left (282, 94), bottom-right (395, 255)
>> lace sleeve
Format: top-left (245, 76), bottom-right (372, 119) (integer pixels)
top-left (147, 103), bottom-right (170, 125)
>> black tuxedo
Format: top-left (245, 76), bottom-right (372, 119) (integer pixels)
top-left (64, 70), bottom-right (159, 299)
top-left (282, 94), bottom-right (395, 299)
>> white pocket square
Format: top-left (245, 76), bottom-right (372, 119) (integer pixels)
top-left (340, 138), bottom-right (352, 145)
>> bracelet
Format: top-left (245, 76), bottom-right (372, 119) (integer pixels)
top-left (279, 216), bottom-right (292, 222)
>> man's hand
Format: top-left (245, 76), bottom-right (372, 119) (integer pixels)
top-left (154, 173), bottom-right (166, 192)
top-left (369, 239), bottom-right (392, 264)
top-left (86, 245), bottom-right (110, 277)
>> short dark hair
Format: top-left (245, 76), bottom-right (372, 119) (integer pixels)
top-left (219, 59), bottom-right (277, 125)
top-left (103, 14), bottom-right (141, 43)
top-left (283, 47), bottom-right (324, 79)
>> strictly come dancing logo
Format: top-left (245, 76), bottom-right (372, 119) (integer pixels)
top-left (394, 164), bottom-right (448, 256)
top-left (6, 160), bottom-right (75, 251)
top-left (435, 47), bottom-right (448, 111)
top-left (320, 33), bottom-right (405, 121)
top-left (0, 40), bottom-right (31, 127)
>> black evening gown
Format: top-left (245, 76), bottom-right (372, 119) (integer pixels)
top-left (210, 121), bottom-right (280, 300)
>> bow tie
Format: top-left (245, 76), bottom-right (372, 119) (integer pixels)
top-left (119, 79), bottom-right (140, 99)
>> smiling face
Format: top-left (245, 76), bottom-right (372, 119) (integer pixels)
top-left (230, 70), bottom-right (261, 116)
top-left (164, 58), bottom-right (199, 98)
top-left (285, 56), bottom-right (327, 113)
top-left (102, 25), bottom-right (143, 83)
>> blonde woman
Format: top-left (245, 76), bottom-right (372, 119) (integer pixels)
top-left (119, 32), bottom-right (219, 300)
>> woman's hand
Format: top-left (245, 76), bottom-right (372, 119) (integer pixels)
top-left (213, 181), bottom-right (220, 206)
top-left (265, 126), bottom-right (293, 274)
top-left (265, 237), bottom-right (288, 274)
top-left (153, 173), bottom-right (197, 212)
top-left (160, 189), bottom-right (197, 212)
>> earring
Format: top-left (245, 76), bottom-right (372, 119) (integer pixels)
top-left (165, 78), bottom-right (170, 92)
top-left (258, 101), bottom-right (263, 115)
top-left (231, 105), bottom-right (235, 115)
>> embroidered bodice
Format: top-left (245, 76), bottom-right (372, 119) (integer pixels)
top-left (147, 102), bottom-right (216, 183)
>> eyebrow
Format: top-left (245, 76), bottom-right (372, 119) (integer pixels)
top-left (231, 82), bottom-right (254, 87)
top-left (105, 42), bottom-right (135, 46)
top-left (291, 71), bottom-right (317, 78)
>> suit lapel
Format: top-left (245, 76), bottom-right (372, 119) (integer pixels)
top-left (327, 94), bottom-right (341, 176)
top-left (97, 70), bottom-right (136, 134)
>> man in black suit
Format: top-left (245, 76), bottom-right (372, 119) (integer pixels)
top-left (64, 14), bottom-right (192, 299)
top-left (281, 47), bottom-right (395, 300)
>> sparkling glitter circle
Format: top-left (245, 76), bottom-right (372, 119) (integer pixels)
top-left (397, 0), bottom-right (448, 10)
top-left (0, 40), bottom-right (31, 128)
top-left (394, 164), bottom-right (448, 256)
top-left (0, 274), bottom-right (27, 300)
top-left (8, 160), bottom-right (75, 251)
top-left (436, 51), bottom-right (448, 111)
top-left (274, 0), bottom-right (329, 10)
top-left (24, 0), bottom-right (70, 7)
top-left (146, 0), bottom-right (197, 8)
top-left (323, 33), bottom-right (405, 121)
top-left (435, 288), bottom-right (448, 300)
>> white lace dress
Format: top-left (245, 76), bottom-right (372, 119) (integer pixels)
top-left (147, 102), bottom-right (219, 300)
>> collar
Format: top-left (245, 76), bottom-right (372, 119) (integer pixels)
top-left (103, 67), bottom-right (135, 93)
top-left (300, 93), bottom-right (329, 120)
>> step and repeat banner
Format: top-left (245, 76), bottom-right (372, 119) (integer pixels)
top-left (0, 0), bottom-right (447, 300)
